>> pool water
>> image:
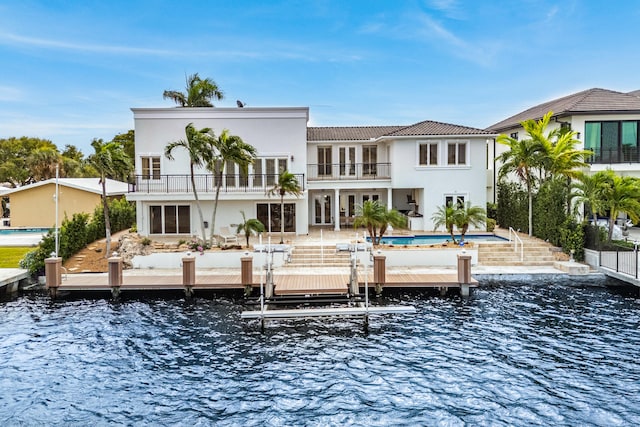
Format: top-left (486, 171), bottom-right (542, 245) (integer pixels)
top-left (377, 234), bottom-right (508, 245)
top-left (0, 227), bottom-right (50, 234)
top-left (1, 279), bottom-right (638, 425)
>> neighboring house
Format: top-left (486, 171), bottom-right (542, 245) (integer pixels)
top-left (0, 185), bottom-right (10, 227)
top-left (4, 178), bottom-right (129, 228)
top-left (128, 106), bottom-right (495, 237)
top-left (486, 88), bottom-right (640, 202)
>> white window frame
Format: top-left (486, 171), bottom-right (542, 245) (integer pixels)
top-left (446, 141), bottom-right (469, 166)
top-left (140, 154), bottom-right (162, 180)
top-left (444, 194), bottom-right (467, 209)
top-left (417, 141), bottom-right (439, 166)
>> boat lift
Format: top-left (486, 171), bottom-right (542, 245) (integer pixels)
top-left (241, 234), bottom-right (416, 329)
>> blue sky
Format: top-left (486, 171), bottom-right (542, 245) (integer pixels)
top-left (1, 0), bottom-right (640, 154)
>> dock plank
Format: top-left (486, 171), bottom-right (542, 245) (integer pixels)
top-left (54, 270), bottom-right (476, 294)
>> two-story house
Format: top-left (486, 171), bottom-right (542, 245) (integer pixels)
top-left (486, 88), bottom-right (640, 202)
top-left (307, 122), bottom-right (495, 231)
top-left (128, 106), bottom-right (495, 238)
top-left (128, 107), bottom-right (310, 238)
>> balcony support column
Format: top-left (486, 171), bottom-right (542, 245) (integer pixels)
top-left (387, 189), bottom-right (393, 212)
top-left (334, 188), bottom-right (341, 231)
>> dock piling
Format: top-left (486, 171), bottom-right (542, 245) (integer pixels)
top-left (108, 255), bottom-right (123, 299)
top-left (241, 255), bottom-right (253, 297)
top-left (373, 254), bottom-right (386, 296)
top-left (182, 255), bottom-right (195, 298)
top-left (45, 256), bottom-right (62, 299)
top-left (457, 253), bottom-right (472, 297)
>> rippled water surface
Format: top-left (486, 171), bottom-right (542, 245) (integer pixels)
top-left (1, 281), bottom-right (639, 426)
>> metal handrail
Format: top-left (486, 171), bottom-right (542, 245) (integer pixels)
top-left (508, 227), bottom-right (524, 262)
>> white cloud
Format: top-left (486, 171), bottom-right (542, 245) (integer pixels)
top-left (0, 85), bottom-right (22, 101)
top-left (426, 0), bottom-right (465, 19)
top-left (415, 13), bottom-right (500, 66)
top-left (0, 31), bottom-right (363, 64)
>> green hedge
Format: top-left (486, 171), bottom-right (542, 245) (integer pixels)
top-left (20, 199), bottom-right (135, 276)
top-left (496, 180), bottom-right (528, 231)
top-left (498, 177), bottom-right (585, 257)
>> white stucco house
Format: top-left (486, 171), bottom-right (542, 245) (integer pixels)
top-left (486, 88), bottom-right (640, 202)
top-left (127, 106), bottom-right (495, 238)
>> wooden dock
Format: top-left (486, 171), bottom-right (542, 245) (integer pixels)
top-left (54, 270), bottom-right (476, 295)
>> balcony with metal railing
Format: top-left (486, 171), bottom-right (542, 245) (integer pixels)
top-left (307, 163), bottom-right (391, 180)
top-left (129, 173), bottom-right (305, 194)
top-left (587, 147), bottom-right (640, 164)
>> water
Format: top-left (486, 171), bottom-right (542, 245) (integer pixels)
top-left (377, 234), bottom-right (508, 245)
top-left (0, 227), bottom-right (50, 234)
top-left (1, 281), bottom-right (639, 426)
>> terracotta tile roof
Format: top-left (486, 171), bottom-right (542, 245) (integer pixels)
top-left (307, 126), bottom-right (405, 141)
top-left (487, 88), bottom-right (640, 132)
top-left (387, 120), bottom-right (491, 136)
top-left (308, 120), bottom-right (492, 141)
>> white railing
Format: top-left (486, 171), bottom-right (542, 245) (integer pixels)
top-left (508, 227), bottom-right (524, 262)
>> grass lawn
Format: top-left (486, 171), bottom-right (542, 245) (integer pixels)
top-left (0, 247), bottom-right (33, 268)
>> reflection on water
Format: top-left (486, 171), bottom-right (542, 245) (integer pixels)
top-left (1, 280), bottom-right (639, 426)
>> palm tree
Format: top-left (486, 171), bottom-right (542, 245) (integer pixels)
top-left (163, 73), bottom-right (224, 107)
top-left (353, 200), bottom-right (385, 245)
top-left (87, 139), bottom-right (133, 257)
top-left (596, 170), bottom-right (640, 241)
top-left (27, 146), bottom-right (63, 181)
top-left (454, 202), bottom-right (487, 243)
top-left (236, 210), bottom-right (265, 248)
top-left (376, 207), bottom-right (407, 245)
top-left (497, 131), bottom-right (542, 237)
top-left (165, 123), bottom-right (214, 242)
top-left (431, 202), bottom-right (459, 244)
top-left (267, 170), bottom-right (302, 244)
top-left (206, 129), bottom-right (257, 245)
top-left (571, 172), bottom-right (606, 224)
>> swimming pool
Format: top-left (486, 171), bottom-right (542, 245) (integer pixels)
top-left (376, 234), bottom-right (508, 245)
top-left (0, 227), bottom-right (50, 235)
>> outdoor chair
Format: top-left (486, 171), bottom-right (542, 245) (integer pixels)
top-left (218, 226), bottom-right (239, 245)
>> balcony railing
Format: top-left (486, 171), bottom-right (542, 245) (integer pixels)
top-left (307, 163), bottom-right (391, 180)
top-left (587, 147), bottom-right (640, 164)
top-left (129, 173), bottom-right (305, 194)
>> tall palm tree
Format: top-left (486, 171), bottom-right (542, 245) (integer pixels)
top-left (596, 170), bottom-right (640, 241)
top-left (267, 170), bottom-right (302, 244)
top-left (454, 202), bottom-right (487, 243)
top-left (206, 129), bottom-right (257, 245)
top-left (431, 202), bottom-right (459, 244)
top-left (236, 210), bottom-right (265, 248)
top-left (87, 139), bottom-right (133, 257)
top-left (165, 123), bottom-right (214, 242)
top-left (163, 73), bottom-right (224, 107)
top-left (497, 132), bottom-right (541, 236)
top-left (353, 200), bottom-right (385, 245)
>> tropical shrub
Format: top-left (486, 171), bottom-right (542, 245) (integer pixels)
top-left (559, 219), bottom-right (585, 261)
top-left (20, 199), bottom-right (136, 276)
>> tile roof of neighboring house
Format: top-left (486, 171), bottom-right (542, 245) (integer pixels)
top-left (308, 120), bottom-right (492, 141)
top-left (4, 178), bottom-right (129, 196)
top-left (628, 89), bottom-right (640, 97)
top-left (487, 88), bottom-right (640, 132)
